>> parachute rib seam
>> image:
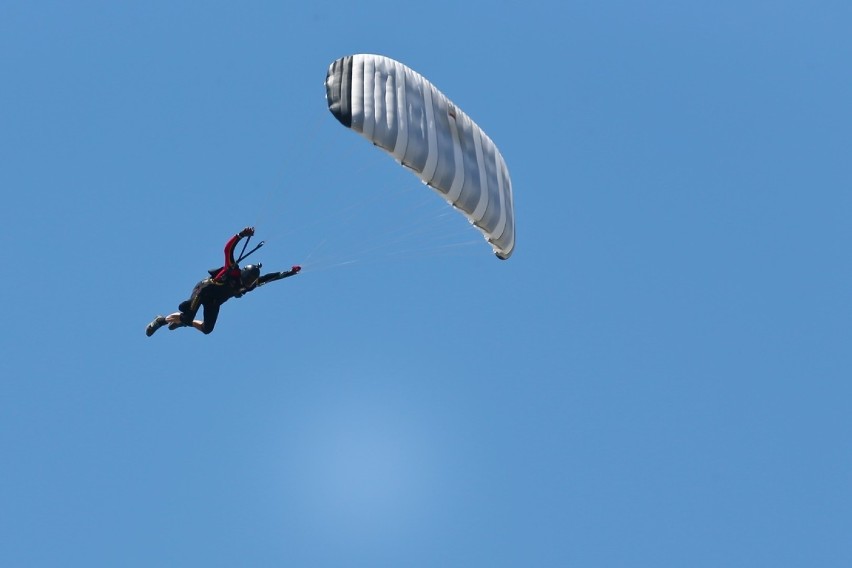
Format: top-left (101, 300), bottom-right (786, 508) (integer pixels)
top-left (422, 77), bottom-right (439, 183)
top-left (392, 61), bottom-right (409, 162)
top-left (471, 127), bottom-right (490, 223)
top-left (491, 150), bottom-right (508, 248)
top-left (446, 109), bottom-right (465, 202)
top-left (351, 56), bottom-right (365, 133)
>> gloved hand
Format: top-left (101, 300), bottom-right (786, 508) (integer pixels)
top-left (239, 226), bottom-right (255, 238)
top-left (291, 265), bottom-right (301, 274)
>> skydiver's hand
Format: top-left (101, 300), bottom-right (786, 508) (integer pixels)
top-left (291, 265), bottom-right (301, 274)
top-left (239, 226), bottom-right (255, 238)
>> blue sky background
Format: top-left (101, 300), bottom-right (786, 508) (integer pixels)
top-left (2, 2), bottom-right (850, 566)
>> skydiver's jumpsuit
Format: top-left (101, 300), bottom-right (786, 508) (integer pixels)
top-left (177, 233), bottom-right (296, 334)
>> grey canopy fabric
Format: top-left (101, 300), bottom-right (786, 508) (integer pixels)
top-left (325, 54), bottom-right (515, 259)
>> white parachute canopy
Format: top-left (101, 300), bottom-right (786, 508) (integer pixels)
top-left (325, 54), bottom-right (515, 260)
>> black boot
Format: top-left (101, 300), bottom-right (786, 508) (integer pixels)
top-left (146, 316), bottom-right (167, 337)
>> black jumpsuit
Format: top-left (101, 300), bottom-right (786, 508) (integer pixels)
top-left (177, 233), bottom-right (296, 334)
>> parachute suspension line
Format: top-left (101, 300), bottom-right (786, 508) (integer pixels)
top-left (238, 143), bottom-right (397, 275)
top-left (270, 160), bottom-right (414, 264)
top-left (299, 182), bottom-right (481, 272)
top-left (302, 239), bottom-right (482, 274)
top-left (341, 206), bottom-right (480, 264)
top-left (250, 112), bottom-right (388, 250)
top-left (251, 108), bottom-right (328, 233)
top-left (299, 182), bottom-right (423, 264)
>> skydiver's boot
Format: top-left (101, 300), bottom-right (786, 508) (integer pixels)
top-left (146, 315), bottom-right (167, 337)
top-left (168, 321), bottom-right (188, 330)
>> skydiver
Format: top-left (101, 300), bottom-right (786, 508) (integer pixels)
top-left (146, 226), bottom-right (301, 336)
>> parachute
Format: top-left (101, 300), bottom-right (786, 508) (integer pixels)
top-left (325, 54), bottom-right (516, 260)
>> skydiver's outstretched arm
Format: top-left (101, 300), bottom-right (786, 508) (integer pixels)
top-left (257, 265), bottom-right (301, 287)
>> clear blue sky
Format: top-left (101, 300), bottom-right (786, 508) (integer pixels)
top-left (2, 2), bottom-right (850, 566)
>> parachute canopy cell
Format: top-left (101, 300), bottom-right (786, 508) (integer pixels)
top-left (325, 54), bottom-right (515, 259)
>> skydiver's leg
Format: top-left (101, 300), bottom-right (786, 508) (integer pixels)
top-left (199, 302), bottom-right (220, 335)
top-left (166, 304), bottom-right (199, 328)
top-left (165, 311), bottom-right (195, 330)
top-left (166, 281), bottom-right (205, 331)
top-left (164, 302), bottom-right (218, 334)
top-left (165, 313), bottom-right (206, 331)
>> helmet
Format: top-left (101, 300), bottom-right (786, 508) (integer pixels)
top-left (240, 264), bottom-right (261, 288)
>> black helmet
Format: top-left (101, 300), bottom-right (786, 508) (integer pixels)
top-left (240, 264), bottom-right (261, 287)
